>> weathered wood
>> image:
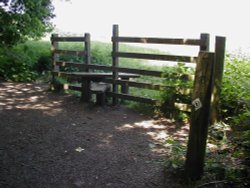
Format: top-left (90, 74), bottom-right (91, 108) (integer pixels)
top-left (200, 33), bottom-right (210, 51)
top-left (84, 33), bottom-right (91, 71)
top-left (104, 79), bottom-right (166, 90)
top-left (80, 78), bottom-right (91, 102)
top-left (55, 61), bottom-right (84, 68)
top-left (52, 71), bottom-right (139, 79)
top-left (55, 61), bottom-right (163, 77)
top-left (210, 36), bottom-right (226, 123)
top-left (112, 24), bottom-right (119, 105)
top-left (54, 49), bottom-right (85, 56)
top-left (51, 34), bottom-right (59, 71)
top-left (185, 51), bottom-right (215, 180)
top-left (113, 52), bottom-right (197, 63)
top-left (51, 34), bottom-right (60, 90)
top-left (106, 92), bottom-right (157, 104)
top-left (52, 36), bottom-right (86, 42)
top-left (112, 36), bottom-right (201, 46)
top-left (81, 33), bottom-right (91, 96)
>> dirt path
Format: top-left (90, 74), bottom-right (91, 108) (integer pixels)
top-left (0, 82), bottom-right (188, 188)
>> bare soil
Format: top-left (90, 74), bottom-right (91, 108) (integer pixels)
top-left (0, 82), bottom-right (189, 188)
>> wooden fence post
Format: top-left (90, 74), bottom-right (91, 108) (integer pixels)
top-left (210, 36), bottom-right (226, 123)
top-left (185, 51), bottom-right (215, 180)
top-left (84, 33), bottom-right (91, 71)
top-left (112, 24), bottom-right (119, 105)
top-left (81, 33), bottom-right (91, 102)
top-left (200, 33), bottom-right (210, 51)
top-left (51, 33), bottom-right (59, 90)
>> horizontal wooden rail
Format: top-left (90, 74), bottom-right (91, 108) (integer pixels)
top-left (104, 79), bottom-right (192, 93)
top-left (112, 36), bottom-right (201, 46)
top-left (104, 79), bottom-right (166, 90)
top-left (54, 49), bottom-right (85, 56)
top-left (113, 52), bottom-right (197, 63)
top-left (106, 92), bottom-right (157, 104)
top-left (60, 83), bottom-right (192, 111)
top-left (55, 61), bottom-right (163, 77)
top-left (56, 61), bottom-right (83, 68)
top-left (55, 61), bottom-right (195, 81)
top-left (51, 36), bottom-right (86, 42)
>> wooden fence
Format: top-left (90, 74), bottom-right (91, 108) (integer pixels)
top-left (109, 24), bottom-right (210, 109)
top-left (51, 25), bottom-right (226, 180)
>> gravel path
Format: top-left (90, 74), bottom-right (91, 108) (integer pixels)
top-left (0, 82), bottom-right (188, 188)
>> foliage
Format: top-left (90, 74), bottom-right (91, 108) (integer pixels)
top-left (0, 41), bottom-right (52, 81)
top-left (91, 42), bottom-right (112, 66)
top-left (0, 47), bottom-right (37, 81)
top-left (160, 63), bottom-right (194, 119)
top-left (0, 0), bottom-right (54, 47)
top-left (221, 53), bottom-right (250, 127)
top-left (164, 137), bottom-right (186, 169)
top-left (163, 122), bottom-right (249, 187)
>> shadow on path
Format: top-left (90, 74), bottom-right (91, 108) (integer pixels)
top-left (0, 82), bottom-right (189, 188)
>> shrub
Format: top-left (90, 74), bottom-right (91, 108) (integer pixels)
top-left (221, 53), bottom-right (250, 126)
top-left (0, 47), bottom-right (37, 81)
top-left (160, 63), bottom-right (194, 119)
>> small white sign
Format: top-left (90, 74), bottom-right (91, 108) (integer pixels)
top-left (192, 98), bottom-right (202, 111)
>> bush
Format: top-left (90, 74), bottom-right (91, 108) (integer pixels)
top-left (160, 63), bottom-right (194, 119)
top-left (0, 47), bottom-right (37, 81)
top-left (0, 41), bottom-right (52, 81)
top-left (221, 53), bottom-right (250, 126)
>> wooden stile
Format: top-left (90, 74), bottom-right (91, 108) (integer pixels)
top-left (51, 25), bottom-right (226, 181)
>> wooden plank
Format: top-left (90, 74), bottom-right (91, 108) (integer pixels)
top-left (113, 52), bottom-right (197, 63)
top-left (101, 79), bottom-right (193, 95)
top-left (112, 36), bottom-right (201, 46)
top-left (210, 36), bottom-right (226, 123)
top-left (104, 79), bottom-right (166, 90)
top-left (85, 63), bottom-right (163, 77)
top-left (106, 92), bottom-right (157, 104)
top-left (51, 71), bottom-right (140, 79)
top-left (56, 61), bottom-right (83, 68)
top-left (200, 33), bottom-right (210, 51)
top-left (185, 52), bottom-right (215, 180)
top-left (55, 61), bottom-right (163, 77)
top-left (52, 36), bottom-right (86, 42)
top-left (54, 49), bottom-right (85, 56)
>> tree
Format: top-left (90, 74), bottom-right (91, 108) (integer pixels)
top-left (0, 0), bottom-right (55, 47)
